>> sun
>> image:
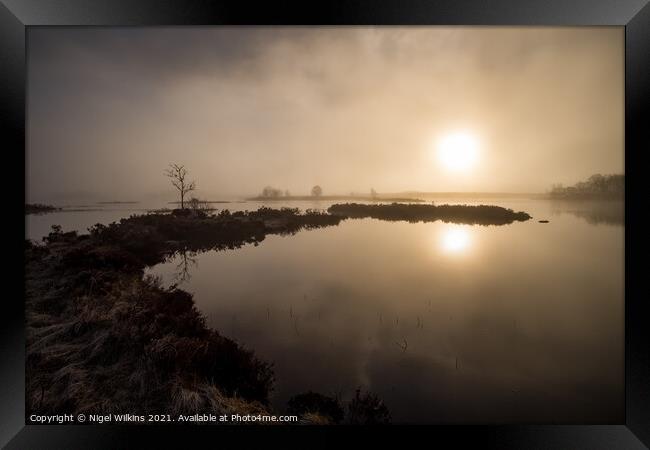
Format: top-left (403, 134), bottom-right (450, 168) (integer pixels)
top-left (436, 132), bottom-right (480, 172)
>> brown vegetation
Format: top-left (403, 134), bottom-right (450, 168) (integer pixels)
top-left (26, 236), bottom-right (273, 418)
top-left (25, 208), bottom-right (344, 419)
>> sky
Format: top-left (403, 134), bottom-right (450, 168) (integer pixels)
top-left (27, 27), bottom-right (623, 202)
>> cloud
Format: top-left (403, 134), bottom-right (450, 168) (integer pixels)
top-left (27, 27), bottom-right (623, 202)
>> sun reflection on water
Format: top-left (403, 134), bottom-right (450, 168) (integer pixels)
top-left (439, 226), bottom-right (472, 255)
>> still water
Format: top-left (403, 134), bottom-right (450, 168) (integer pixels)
top-left (27, 198), bottom-right (624, 423)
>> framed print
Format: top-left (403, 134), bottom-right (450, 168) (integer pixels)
top-left (3, 0), bottom-right (649, 448)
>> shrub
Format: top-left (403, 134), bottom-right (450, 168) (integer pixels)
top-left (287, 391), bottom-right (344, 424)
top-left (347, 389), bottom-right (391, 424)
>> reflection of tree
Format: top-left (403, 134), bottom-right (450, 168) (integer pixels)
top-left (569, 208), bottom-right (624, 225)
top-left (550, 200), bottom-right (624, 226)
top-left (172, 249), bottom-right (198, 285)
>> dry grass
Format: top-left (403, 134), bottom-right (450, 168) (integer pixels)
top-left (26, 231), bottom-right (273, 417)
top-left (25, 207), bottom-right (396, 422)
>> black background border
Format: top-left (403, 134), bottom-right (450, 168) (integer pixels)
top-left (3, 0), bottom-right (649, 448)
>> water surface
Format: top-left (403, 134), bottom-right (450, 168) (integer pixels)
top-left (26, 198), bottom-right (623, 423)
top-left (143, 198), bottom-right (623, 423)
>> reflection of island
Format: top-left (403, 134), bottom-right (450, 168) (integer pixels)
top-left (550, 200), bottom-right (624, 226)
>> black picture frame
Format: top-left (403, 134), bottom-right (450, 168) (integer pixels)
top-left (4, 0), bottom-right (649, 447)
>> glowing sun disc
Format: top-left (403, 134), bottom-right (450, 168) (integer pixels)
top-left (436, 132), bottom-right (480, 172)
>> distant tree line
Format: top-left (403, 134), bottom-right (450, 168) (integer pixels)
top-left (549, 174), bottom-right (624, 199)
top-left (259, 185), bottom-right (323, 198)
top-left (261, 186), bottom-right (285, 198)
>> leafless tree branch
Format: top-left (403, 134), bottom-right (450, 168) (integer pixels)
top-left (165, 163), bottom-right (197, 209)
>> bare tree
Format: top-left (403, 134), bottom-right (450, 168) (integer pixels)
top-left (311, 185), bottom-right (323, 197)
top-left (165, 164), bottom-right (196, 209)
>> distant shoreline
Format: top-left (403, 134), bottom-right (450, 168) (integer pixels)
top-left (168, 200), bottom-right (232, 204)
top-left (403, 192), bottom-right (545, 199)
top-left (247, 195), bottom-right (424, 202)
top-left (25, 193), bottom-right (624, 217)
top-left (247, 192), bottom-right (552, 202)
top-left (96, 201), bottom-right (140, 204)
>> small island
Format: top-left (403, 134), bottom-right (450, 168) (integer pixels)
top-left (96, 201), bottom-right (141, 205)
top-left (328, 202), bottom-right (532, 225)
top-left (25, 203), bottom-right (61, 215)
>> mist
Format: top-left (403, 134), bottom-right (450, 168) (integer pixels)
top-left (27, 27), bottom-right (623, 203)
